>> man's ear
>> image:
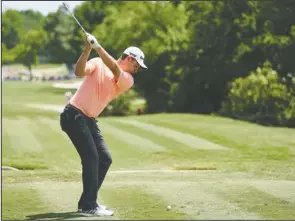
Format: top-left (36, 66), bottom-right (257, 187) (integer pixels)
top-left (127, 56), bottom-right (133, 62)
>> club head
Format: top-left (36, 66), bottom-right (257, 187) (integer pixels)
top-left (62, 2), bottom-right (72, 13)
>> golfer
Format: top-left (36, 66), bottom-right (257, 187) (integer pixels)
top-left (60, 33), bottom-right (147, 217)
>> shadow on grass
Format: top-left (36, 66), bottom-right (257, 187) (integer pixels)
top-left (26, 211), bottom-right (82, 220)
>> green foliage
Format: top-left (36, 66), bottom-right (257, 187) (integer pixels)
top-left (73, 1), bottom-right (118, 34)
top-left (101, 89), bottom-right (139, 116)
top-left (14, 29), bottom-right (47, 79)
top-left (234, 0), bottom-right (295, 75)
top-left (2, 9), bottom-right (46, 65)
top-left (94, 1), bottom-right (189, 112)
top-left (169, 1), bottom-right (249, 113)
top-left (2, 43), bottom-right (16, 64)
top-left (220, 61), bottom-right (295, 126)
top-left (2, 9), bottom-right (45, 50)
top-left (20, 10), bottom-right (45, 30)
top-left (2, 9), bottom-right (23, 49)
top-left (2, 1), bottom-right (295, 127)
top-left (43, 7), bottom-right (79, 68)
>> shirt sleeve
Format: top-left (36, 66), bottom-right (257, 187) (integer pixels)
top-left (116, 71), bottom-right (134, 92)
top-left (86, 57), bottom-right (100, 75)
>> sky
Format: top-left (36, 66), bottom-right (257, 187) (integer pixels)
top-left (2, 1), bottom-right (84, 15)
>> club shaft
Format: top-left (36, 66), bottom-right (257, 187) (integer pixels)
top-left (63, 2), bottom-right (87, 33)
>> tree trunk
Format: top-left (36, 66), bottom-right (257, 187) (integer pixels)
top-left (29, 65), bottom-right (33, 81)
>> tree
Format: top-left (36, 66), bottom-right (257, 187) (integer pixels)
top-left (20, 10), bottom-right (45, 31)
top-left (94, 1), bottom-right (189, 112)
top-left (170, 1), bottom-right (252, 113)
top-left (2, 43), bottom-right (16, 64)
top-left (234, 0), bottom-right (295, 78)
top-left (73, 1), bottom-right (120, 34)
top-left (43, 7), bottom-right (79, 71)
top-left (2, 10), bottom-right (23, 49)
top-left (14, 29), bottom-right (47, 80)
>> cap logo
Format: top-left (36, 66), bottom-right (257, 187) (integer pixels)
top-left (129, 52), bottom-right (137, 58)
top-left (129, 52), bottom-right (144, 61)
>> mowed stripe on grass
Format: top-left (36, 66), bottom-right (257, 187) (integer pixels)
top-left (249, 180), bottom-right (295, 204)
top-left (146, 181), bottom-right (261, 219)
top-left (3, 116), bottom-right (81, 170)
top-left (3, 171), bottom-right (295, 220)
top-left (214, 182), bottom-right (295, 219)
top-left (187, 178), bottom-right (295, 220)
top-left (103, 177), bottom-right (295, 219)
top-left (99, 122), bottom-right (167, 152)
top-left (103, 119), bottom-right (191, 153)
top-left (104, 172), bottom-right (295, 219)
top-left (3, 182), bottom-right (117, 220)
top-left (36, 117), bottom-right (81, 170)
top-left (4, 180), bottom-right (190, 220)
top-left (100, 184), bottom-right (190, 220)
top-left (115, 119), bottom-right (228, 150)
top-left (33, 181), bottom-right (118, 220)
top-left (3, 117), bottom-right (43, 152)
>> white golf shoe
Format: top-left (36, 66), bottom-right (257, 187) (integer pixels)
top-left (77, 203), bottom-right (106, 212)
top-left (80, 206), bottom-right (114, 217)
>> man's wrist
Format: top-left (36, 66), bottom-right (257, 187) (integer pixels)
top-left (84, 47), bottom-right (92, 54)
top-left (94, 47), bottom-right (102, 54)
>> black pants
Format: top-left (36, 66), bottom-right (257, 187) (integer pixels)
top-left (60, 104), bottom-right (112, 210)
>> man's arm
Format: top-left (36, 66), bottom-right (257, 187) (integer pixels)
top-left (86, 33), bottom-right (121, 80)
top-left (75, 38), bottom-right (92, 77)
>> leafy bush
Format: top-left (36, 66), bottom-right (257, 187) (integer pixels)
top-left (100, 89), bottom-right (139, 116)
top-left (220, 61), bottom-right (295, 127)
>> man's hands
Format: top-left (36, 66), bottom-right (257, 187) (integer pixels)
top-left (86, 33), bottom-right (101, 49)
top-left (83, 32), bottom-right (121, 79)
top-left (84, 35), bottom-right (92, 52)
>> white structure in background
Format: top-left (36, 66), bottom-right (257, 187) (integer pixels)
top-left (52, 81), bottom-right (82, 89)
top-left (65, 91), bottom-right (73, 104)
top-left (52, 81), bottom-right (82, 104)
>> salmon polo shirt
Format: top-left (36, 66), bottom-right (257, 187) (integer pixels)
top-left (70, 57), bottom-right (134, 118)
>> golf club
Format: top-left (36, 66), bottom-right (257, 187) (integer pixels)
top-left (62, 2), bottom-right (87, 34)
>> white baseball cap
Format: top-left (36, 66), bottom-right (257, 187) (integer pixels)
top-left (123, 46), bottom-right (148, 70)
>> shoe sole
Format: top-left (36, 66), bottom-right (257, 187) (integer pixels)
top-left (80, 212), bottom-right (114, 217)
top-left (80, 212), bottom-right (100, 217)
top-left (77, 206), bottom-right (107, 212)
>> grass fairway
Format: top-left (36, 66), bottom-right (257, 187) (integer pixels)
top-left (2, 81), bottom-right (295, 220)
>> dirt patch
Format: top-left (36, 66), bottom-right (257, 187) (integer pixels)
top-left (173, 166), bottom-right (217, 171)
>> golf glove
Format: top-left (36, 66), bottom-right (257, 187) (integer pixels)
top-left (86, 33), bottom-right (101, 49)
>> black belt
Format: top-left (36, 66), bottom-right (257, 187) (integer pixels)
top-left (65, 103), bottom-right (95, 119)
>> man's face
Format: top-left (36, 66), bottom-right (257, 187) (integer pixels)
top-left (127, 56), bottom-right (141, 74)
